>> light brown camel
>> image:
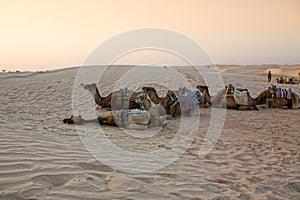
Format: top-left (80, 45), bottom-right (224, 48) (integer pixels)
top-left (142, 87), bottom-right (181, 117)
top-left (211, 84), bottom-right (258, 110)
top-left (63, 104), bottom-right (167, 128)
top-left (255, 85), bottom-right (300, 109)
top-left (83, 83), bottom-right (151, 111)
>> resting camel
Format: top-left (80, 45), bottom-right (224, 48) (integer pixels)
top-left (63, 104), bottom-right (167, 128)
top-left (211, 84), bottom-right (258, 110)
top-left (83, 83), bottom-right (151, 111)
top-left (142, 87), bottom-right (181, 117)
top-left (255, 85), bottom-right (300, 109)
top-left (276, 77), bottom-right (299, 84)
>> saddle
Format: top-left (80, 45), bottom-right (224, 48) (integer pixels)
top-left (114, 109), bottom-right (151, 129)
top-left (115, 88), bottom-right (131, 101)
top-left (226, 85), bottom-right (249, 105)
top-left (233, 89), bottom-right (249, 106)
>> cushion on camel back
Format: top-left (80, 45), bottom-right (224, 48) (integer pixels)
top-left (126, 109), bottom-right (151, 130)
top-left (233, 89), bottom-right (249, 106)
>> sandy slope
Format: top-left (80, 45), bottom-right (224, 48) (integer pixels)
top-left (0, 65), bottom-right (299, 200)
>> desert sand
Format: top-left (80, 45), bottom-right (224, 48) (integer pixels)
top-left (0, 65), bottom-right (299, 200)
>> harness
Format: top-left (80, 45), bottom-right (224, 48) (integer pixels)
top-left (166, 93), bottom-right (179, 117)
top-left (135, 96), bottom-right (145, 110)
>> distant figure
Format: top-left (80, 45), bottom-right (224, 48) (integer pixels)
top-left (268, 70), bottom-right (272, 82)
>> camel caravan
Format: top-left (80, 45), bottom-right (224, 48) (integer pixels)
top-left (63, 83), bottom-right (300, 129)
top-left (276, 76), bottom-right (299, 84)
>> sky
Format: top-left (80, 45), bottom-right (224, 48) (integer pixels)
top-left (0, 0), bottom-right (299, 71)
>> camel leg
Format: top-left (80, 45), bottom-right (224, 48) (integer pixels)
top-left (253, 105), bottom-right (259, 110)
top-left (251, 100), bottom-right (259, 110)
top-left (97, 115), bottom-right (117, 126)
top-left (288, 99), bottom-right (293, 109)
top-left (148, 118), bottom-right (165, 128)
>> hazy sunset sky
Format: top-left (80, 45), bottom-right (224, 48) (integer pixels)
top-left (0, 0), bottom-right (299, 71)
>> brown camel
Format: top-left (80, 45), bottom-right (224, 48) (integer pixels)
top-left (84, 83), bottom-right (151, 111)
top-left (211, 84), bottom-right (258, 110)
top-left (63, 104), bottom-right (167, 128)
top-left (142, 87), bottom-right (181, 117)
top-left (255, 85), bottom-right (300, 109)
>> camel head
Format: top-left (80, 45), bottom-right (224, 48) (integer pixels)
top-left (84, 83), bottom-right (97, 93)
top-left (197, 85), bottom-right (210, 97)
top-left (131, 91), bottom-right (146, 101)
top-left (226, 84), bottom-right (234, 95)
top-left (267, 85), bottom-right (276, 98)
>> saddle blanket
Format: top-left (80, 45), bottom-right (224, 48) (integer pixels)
top-left (276, 88), bottom-right (292, 100)
top-left (233, 89), bottom-right (248, 106)
top-left (184, 88), bottom-right (201, 104)
top-left (186, 89), bottom-right (201, 104)
top-left (175, 88), bottom-right (199, 111)
top-left (178, 94), bottom-right (195, 111)
top-left (115, 109), bottom-right (150, 129)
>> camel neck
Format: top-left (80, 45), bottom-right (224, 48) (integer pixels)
top-left (149, 91), bottom-right (161, 104)
top-left (95, 91), bottom-right (102, 106)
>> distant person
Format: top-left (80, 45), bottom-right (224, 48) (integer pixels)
top-left (268, 70), bottom-right (272, 82)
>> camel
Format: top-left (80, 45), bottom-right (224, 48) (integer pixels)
top-left (142, 87), bottom-right (181, 117)
top-left (255, 85), bottom-right (300, 109)
top-left (211, 84), bottom-right (258, 110)
top-left (83, 83), bottom-right (151, 111)
top-left (63, 104), bottom-right (167, 128)
top-left (97, 104), bottom-right (167, 128)
top-left (276, 77), bottom-right (299, 84)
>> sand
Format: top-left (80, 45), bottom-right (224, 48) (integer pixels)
top-left (0, 65), bottom-right (299, 199)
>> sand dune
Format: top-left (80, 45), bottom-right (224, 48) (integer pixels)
top-left (0, 65), bottom-right (299, 199)
top-left (264, 68), bottom-right (300, 77)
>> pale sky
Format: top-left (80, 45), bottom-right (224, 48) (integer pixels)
top-left (0, 0), bottom-right (299, 71)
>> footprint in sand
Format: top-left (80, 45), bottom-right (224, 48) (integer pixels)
top-left (77, 162), bottom-right (114, 172)
top-left (32, 174), bottom-right (75, 187)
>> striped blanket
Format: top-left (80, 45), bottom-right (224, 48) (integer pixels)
top-left (276, 88), bottom-right (292, 100)
top-left (233, 89), bottom-right (248, 106)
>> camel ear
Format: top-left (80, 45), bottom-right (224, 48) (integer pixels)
top-left (196, 85), bottom-right (200, 89)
